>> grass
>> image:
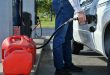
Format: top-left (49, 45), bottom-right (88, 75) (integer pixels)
top-left (38, 13), bottom-right (55, 28)
top-left (40, 17), bottom-right (55, 28)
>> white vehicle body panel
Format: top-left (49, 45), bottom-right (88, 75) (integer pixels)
top-left (73, 0), bottom-right (110, 58)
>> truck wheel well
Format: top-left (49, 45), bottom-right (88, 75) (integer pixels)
top-left (104, 23), bottom-right (110, 56)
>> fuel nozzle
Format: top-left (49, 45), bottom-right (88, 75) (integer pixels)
top-left (73, 14), bottom-right (97, 24)
top-left (86, 15), bottom-right (97, 24)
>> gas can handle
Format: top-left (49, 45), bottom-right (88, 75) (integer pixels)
top-left (9, 36), bottom-right (25, 45)
top-left (9, 36), bottom-right (21, 42)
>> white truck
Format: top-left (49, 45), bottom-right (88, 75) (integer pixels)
top-left (73, 0), bottom-right (110, 73)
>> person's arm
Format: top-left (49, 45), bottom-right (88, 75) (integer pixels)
top-left (68, 0), bottom-right (86, 24)
top-left (68, 0), bottom-right (82, 13)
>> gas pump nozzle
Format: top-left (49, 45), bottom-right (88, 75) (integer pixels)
top-left (73, 15), bottom-right (97, 24)
top-left (85, 15), bottom-right (97, 24)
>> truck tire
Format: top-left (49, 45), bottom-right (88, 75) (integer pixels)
top-left (104, 25), bottom-right (110, 75)
top-left (107, 51), bottom-right (110, 75)
top-left (72, 41), bottom-right (84, 54)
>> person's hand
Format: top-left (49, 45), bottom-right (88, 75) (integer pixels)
top-left (77, 11), bottom-right (86, 25)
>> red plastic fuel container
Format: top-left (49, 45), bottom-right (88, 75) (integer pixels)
top-left (2, 47), bottom-right (32, 75)
top-left (1, 35), bottom-right (36, 64)
top-left (22, 36), bottom-right (37, 64)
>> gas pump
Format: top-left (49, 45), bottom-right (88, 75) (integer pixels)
top-left (13, 0), bottom-right (34, 37)
top-left (13, 0), bottom-right (23, 35)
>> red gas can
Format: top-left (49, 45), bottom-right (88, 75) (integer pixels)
top-left (23, 36), bottom-right (36, 64)
top-left (23, 36), bottom-right (36, 47)
top-left (19, 35), bottom-right (37, 64)
top-left (3, 47), bottom-right (32, 75)
top-left (2, 35), bottom-right (25, 53)
top-left (1, 35), bottom-right (36, 64)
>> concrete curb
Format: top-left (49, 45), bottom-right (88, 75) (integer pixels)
top-left (31, 39), bottom-right (45, 75)
top-left (33, 38), bottom-right (52, 75)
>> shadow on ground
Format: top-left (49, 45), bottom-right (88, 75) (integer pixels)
top-left (38, 46), bottom-right (108, 75)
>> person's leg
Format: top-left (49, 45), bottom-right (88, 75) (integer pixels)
top-left (63, 22), bottom-right (83, 72)
top-left (62, 2), bottom-right (74, 66)
top-left (63, 40), bottom-right (72, 66)
top-left (61, 1), bottom-right (83, 69)
top-left (61, 1), bottom-right (83, 71)
top-left (62, 22), bottom-right (73, 67)
top-left (53, 10), bottom-right (69, 70)
top-left (52, 1), bottom-right (72, 75)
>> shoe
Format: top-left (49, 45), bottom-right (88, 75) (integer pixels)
top-left (64, 64), bottom-right (83, 72)
top-left (55, 69), bottom-right (71, 75)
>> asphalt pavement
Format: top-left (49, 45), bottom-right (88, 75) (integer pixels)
top-left (38, 47), bottom-right (107, 75)
top-left (0, 28), bottom-right (108, 75)
top-left (36, 28), bottom-right (107, 75)
top-left (37, 28), bottom-right (107, 75)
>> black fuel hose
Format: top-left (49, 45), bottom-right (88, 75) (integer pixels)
top-left (36, 18), bottom-right (78, 49)
top-left (36, 15), bottom-right (96, 49)
top-left (32, 20), bottom-right (42, 38)
top-left (35, 22), bottom-right (42, 38)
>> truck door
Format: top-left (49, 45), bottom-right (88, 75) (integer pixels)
top-left (73, 0), bottom-right (98, 48)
